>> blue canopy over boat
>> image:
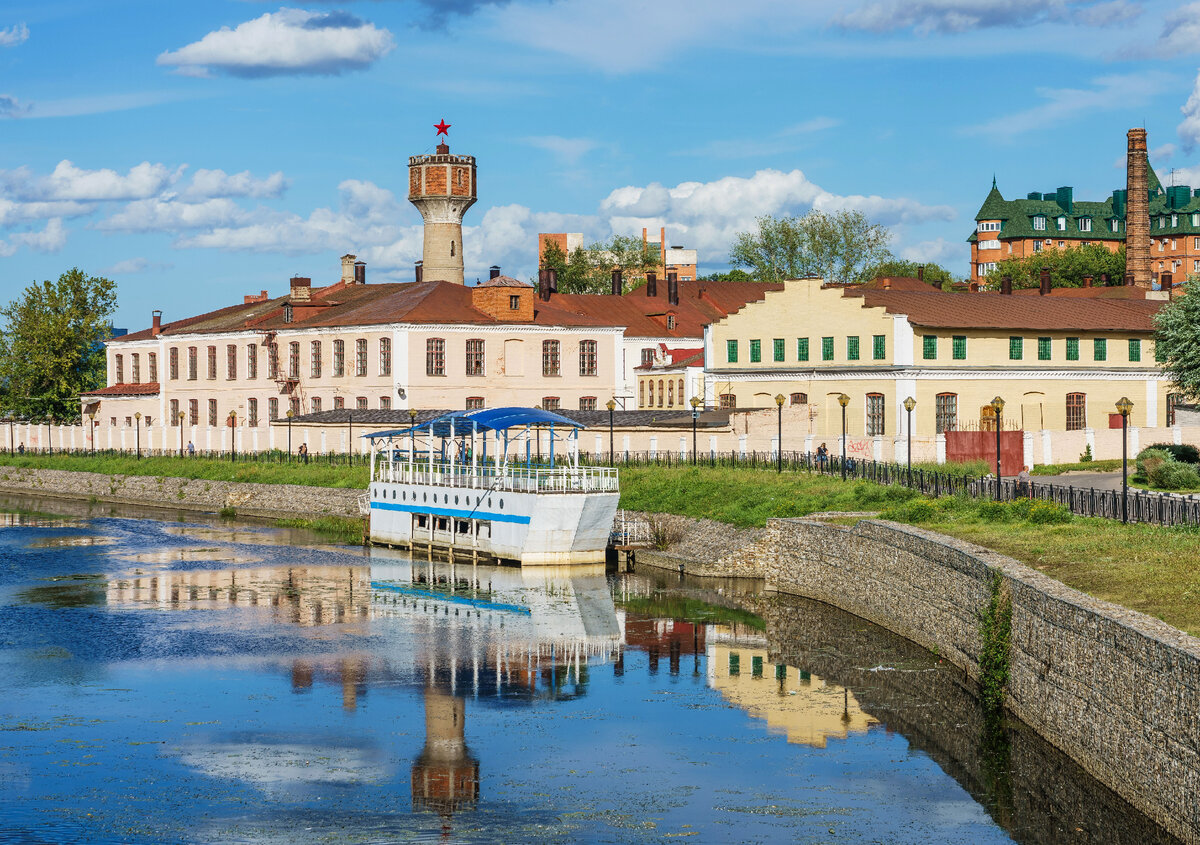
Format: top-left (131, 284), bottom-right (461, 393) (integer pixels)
top-left (363, 406), bottom-right (586, 440)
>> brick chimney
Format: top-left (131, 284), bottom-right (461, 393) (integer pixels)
top-left (667, 271), bottom-right (679, 305)
top-left (354, 260), bottom-right (366, 284)
top-left (1083, 274), bottom-right (1093, 288)
top-left (547, 268), bottom-right (558, 295)
top-left (1039, 267), bottom-right (1051, 295)
top-left (151, 310), bottom-right (162, 335)
top-left (489, 265), bottom-right (501, 280)
top-left (289, 276), bottom-right (312, 303)
top-left (341, 254), bottom-right (356, 285)
top-left (538, 269), bottom-right (550, 301)
top-left (611, 269), bottom-right (622, 296)
top-left (1000, 275), bottom-right (1012, 295)
top-left (1126, 128), bottom-right (1152, 289)
top-left (646, 271), bottom-right (657, 298)
top-left (917, 265), bottom-right (925, 282)
top-left (415, 261), bottom-right (423, 284)
top-left (244, 290), bottom-right (269, 304)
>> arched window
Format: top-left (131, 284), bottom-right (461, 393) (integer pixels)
top-left (289, 342), bottom-right (300, 379)
top-left (579, 340), bottom-right (598, 376)
top-left (332, 340), bottom-right (345, 377)
top-left (543, 340), bottom-right (560, 376)
top-left (719, 393), bottom-right (736, 409)
top-left (465, 397), bottom-right (484, 410)
top-left (579, 396), bottom-right (597, 411)
top-left (866, 393), bottom-right (885, 436)
top-left (541, 396), bottom-right (560, 410)
top-left (1066, 392), bottom-right (1086, 431)
top-left (678, 379), bottom-right (684, 405)
top-left (639, 381), bottom-right (645, 407)
top-left (310, 341), bottom-right (322, 378)
top-left (935, 393), bottom-right (957, 433)
top-left (426, 338), bottom-right (445, 376)
top-left (450, 240), bottom-right (455, 256)
top-left (657, 379), bottom-right (664, 407)
top-left (790, 392), bottom-right (807, 405)
top-left (668, 379), bottom-right (674, 406)
top-left (465, 339), bottom-right (485, 376)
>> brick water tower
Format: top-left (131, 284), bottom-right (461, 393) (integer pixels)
top-left (408, 120), bottom-right (477, 285)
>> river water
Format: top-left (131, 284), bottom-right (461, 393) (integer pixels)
top-left (0, 495), bottom-right (1181, 844)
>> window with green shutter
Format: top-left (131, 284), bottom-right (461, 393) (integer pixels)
top-left (923, 335), bottom-right (937, 360)
top-left (952, 336), bottom-right (966, 360)
top-left (1066, 337), bottom-right (1079, 361)
top-left (1093, 338), bottom-right (1106, 361)
top-left (749, 339), bottom-right (761, 363)
top-left (1128, 338), bottom-right (1141, 362)
top-left (872, 334), bottom-right (886, 360)
top-left (773, 338), bottom-right (785, 362)
top-left (822, 337), bottom-right (834, 361)
top-left (847, 336), bottom-right (860, 360)
top-left (1009, 336), bottom-right (1023, 360)
top-left (797, 337), bottom-right (809, 361)
top-left (726, 339), bottom-right (738, 363)
top-left (1038, 337), bottom-right (1051, 360)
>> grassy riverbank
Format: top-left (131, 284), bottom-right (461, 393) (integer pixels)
top-left (0, 453), bottom-right (369, 488)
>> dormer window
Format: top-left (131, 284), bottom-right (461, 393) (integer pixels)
top-left (1171, 213), bottom-right (1178, 227)
top-left (667, 315), bottom-right (676, 330)
top-left (509, 295), bottom-right (520, 310)
top-left (977, 221), bottom-right (1001, 232)
top-left (1056, 216), bottom-right (1066, 231)
top-left (283, 303), bottom-right (293, 324)
top-left (1033, 216), bottom-right (1046, 231)
top-left (1078, 217), bottom-right (1091, 232)
top-left (1111, 219), bottom-right (1120, 232)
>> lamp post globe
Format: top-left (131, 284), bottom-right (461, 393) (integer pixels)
top-left (1116, 397), bottom-right (1133, 523)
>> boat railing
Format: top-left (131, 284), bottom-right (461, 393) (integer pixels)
top-left (373, 461), bottom-right (619, 494)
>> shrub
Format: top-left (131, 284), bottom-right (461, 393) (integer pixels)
top-left (646, 512), bottom-right (688, 549)
top-left (1079, 444), bottom-right (1093, 462)
top-left (976, 501), bottom-right (1012, 522)
top-left (882, 499), bottom-right (935, 524)
top-left (1136, 448), bottom-right (1172, 479)
top-left (1147, 460), bottom-right (1200, 490)
top-left (884, 485), bottom-right (918, 502)
top-left (1008, 497), bottom-right (1036, 519)
top-left (1143, 442), bottom-right (1200, 464)
top-left (1026, 502), bottom-right (1071, 524)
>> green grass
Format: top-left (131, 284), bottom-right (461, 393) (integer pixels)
top-left (275, 515), bottom-right (365, 544)
top-left (619, 466), bottom-right (1200, 636)
top-left (0, 453), bottom-right (368, 489)
top-left (1030, 459), bottom-right (1123, 475)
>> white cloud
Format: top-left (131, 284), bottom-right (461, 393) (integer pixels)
top-left (1180, 71), bottom-right (1200, 153)
top-left (962, 72), bottom-right (1173, 139)
top-left (1, 160), bottom-right (185, 202)
top-left (157, 9), bottom-right (395, 78)
top-left (522, 136), bottom-right (600, 165)
top-left (1148, 2), bottom-right (1200, 57)
top-left (181, 168), bottom-right (289, 200)
top-left (0, 199), bottom-right (94, 225)
top-left (0, 23), bottom-right (28, 47)
top-left (834, 0), bottom-right (1138, 34)
top-left (95, 198), bottom-right (253, 232)
top-left (100, 258), bottom-right (175, 275)
top-left (0, 219), bottom-right (66, 258)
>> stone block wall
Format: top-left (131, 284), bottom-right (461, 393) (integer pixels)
top-left (761, 517), bottom-right (1200, 844)
top-left (0, 466), bottom-right (362, 521)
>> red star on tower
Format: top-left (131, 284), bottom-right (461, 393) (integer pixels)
top-left (434, 119), bottom-right (451, 137)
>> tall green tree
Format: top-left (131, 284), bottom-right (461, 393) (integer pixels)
top-left (1153, 276), bottom-right (1200, 399)
top-left (987, 244), bottom-right (1125, 289)
top-left (540, 235), bottom-right (662, 294)
top-left (728, 209), bottom-right (892, 284)
top-left (863, 257), bottom-right (956, 286)
top-left (0, 268), bottom-right (117, 421)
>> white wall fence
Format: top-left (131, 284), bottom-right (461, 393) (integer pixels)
top-left (3, 419), bottom-right (1197, 466)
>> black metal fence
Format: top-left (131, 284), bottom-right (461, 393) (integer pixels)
top-left (581, 448), bottom-right (1200, 528)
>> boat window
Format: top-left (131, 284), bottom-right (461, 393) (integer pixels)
top-left (499, 499), bottom-right (504, 509)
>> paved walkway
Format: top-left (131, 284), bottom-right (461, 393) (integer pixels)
top-left (1034, 470), bottom-right (1124, 491)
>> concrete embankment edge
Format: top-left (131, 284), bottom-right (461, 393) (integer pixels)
top-left (672, 515), bottom-right (1198, 844)
top-left (0, 466), bottom-right (362, 520)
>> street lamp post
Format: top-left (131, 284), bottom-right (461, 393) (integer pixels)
top-left (837, 393), bottom-right (850, 480)
top-left (606, 399), bottom-right (616, 465)
top-left (1116, 396), bottom-right (1133, 523)
top-left (228, 411), bottom-right (237, 462)
top-left (903, 396), bottom-right (916, 478)
top-left (775, 394), bottom-right (785, 473)
top-left (134, 412), bottom-right (141, 460)
top-left (347, 410), bottom-right (353, 465)
top-left (88, 413), bottom-right (95, 457)
top-left (286, 409), bottom-right (294, 459)
top-left (990, 395), bottom-right (1005, 501)
top-left (690, 396), bottom-right (701, 465)
top-left (178, 411), bottom-right (186, 457)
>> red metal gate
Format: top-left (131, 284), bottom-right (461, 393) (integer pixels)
top-left (945, 430), bottom-right (1024, 475)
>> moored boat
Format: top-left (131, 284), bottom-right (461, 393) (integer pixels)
top-left (364, 408), bottom-right (619, 565)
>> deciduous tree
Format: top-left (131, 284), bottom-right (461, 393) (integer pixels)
top-left (0, 268), bottom-right (116, 421)
top-left (987, 244), bottom-right (1125, 289)
top-left (863, 258), bottom-right (955, 286)
top-left (728, 210), bottom-right (892, 284)
top-left (540, 235), bottom-right (662, 294)
top-left (1153, 276), bottom-right (1200, 399)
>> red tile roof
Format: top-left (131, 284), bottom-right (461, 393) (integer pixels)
top-left (1009, 285), bottom-right (1149, 299)
top-left (844, 276), bottom-right (942, 292)
top-left (634, 346), bottom-right (704, 371)
top-left (852, 290), bottom-right (1161, 332)
top-left (81, 382), bottom-right (160, 396)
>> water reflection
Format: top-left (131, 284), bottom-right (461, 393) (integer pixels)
top-left (0, 507), bottom-right (1183, 844)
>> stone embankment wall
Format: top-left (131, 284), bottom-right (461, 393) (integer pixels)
top-left (622, 511), bottom-right (770, 577)
top-left (753, 518), bottom-right (1200, 845)
top-left (0, 466), bottom-right (361, 520)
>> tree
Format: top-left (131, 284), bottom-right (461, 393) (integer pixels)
top-left (863, 257), bottom-right (955, 286)
top-left (540, 234), bottom-right (662, 294)
top-left (697, 269), bottom-right (753, 282)
top-left (728, 209), bottom-right (892, 284)
top-left (987, 244), bottom-right (1125, 289)
top-left (1153, 276), bottom-right (1200, 399)
top-left (0, 268), bottom-right (117, 421)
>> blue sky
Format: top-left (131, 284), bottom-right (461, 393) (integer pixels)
top-left (3, 0), bottom-right (1200, 329)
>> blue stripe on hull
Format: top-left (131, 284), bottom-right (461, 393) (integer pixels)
top-left (370, 500), bottom-right (532, 524)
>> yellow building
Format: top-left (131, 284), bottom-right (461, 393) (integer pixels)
top-left (703, 277), bottom-right (1176, 437)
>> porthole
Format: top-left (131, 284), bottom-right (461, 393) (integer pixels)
top-left (423, 492), bottom-right (427, 503)
top-left (499, 499), bottom-right (504, 509)
top-left (454, 495), bottom-right (459, 505)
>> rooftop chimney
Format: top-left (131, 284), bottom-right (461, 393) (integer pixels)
top-left (611, 269), bottom-right (622, 296)
top-left (1083, 274), bottom-right (1093, 288)
top-left (1100, 273), bottom-right (1110, 286)
top-left (415, 261), bottom-right (423, 284)
top-left (881, 278), bottom-right (891, 289)
top-left (538, 269), bottom-right (550, 302)
top-left (151, 310), bottom-right (162, 336)
top-left (290, 276), bottom-right (312, 302)
top-left (1124, 272), bottom-right (1134, 287)
top-left (917, 265), bottom-right (925, 282)
top-left (646, 271), bottom-right (657, 298)
top-left (667, 271), bottom-right (679, 305)
top-left (932, 280), bottom-right (943, 290)
top-left (354, 260), bottom-right (366, 284)
top-left (547, 268), bottom-right (558, 295)
top-left (1039, 267), bottom-right (1051, 296)
top-left (1000, 275), bottom-right (1012, 295)
top-left (1126, 128), bottom-right (1152, 289)
top-left (341, 254), bottom-right (356, 285)
top-left (489, 265), bottom-right (501, 280)
top-left (243, 290), bottom-right (269, 304)
top-left (1162, 271), bottom-right (1173, 290)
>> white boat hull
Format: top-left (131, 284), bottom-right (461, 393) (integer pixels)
top-left (368, 481), bottom-right (619, 565)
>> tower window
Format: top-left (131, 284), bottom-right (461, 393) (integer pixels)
top-left (450, 240), bottom-right (455, 257)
